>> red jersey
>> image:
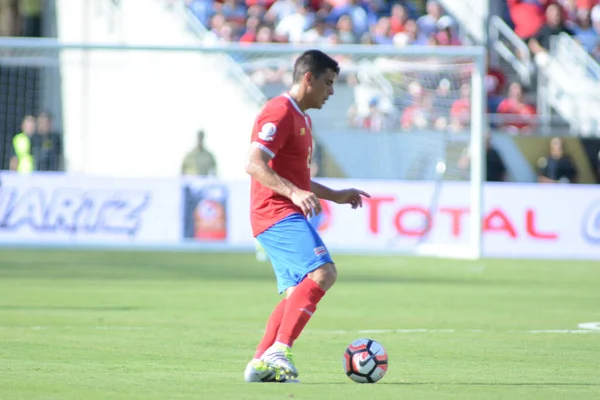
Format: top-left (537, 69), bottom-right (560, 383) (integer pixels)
top-left (496, 99), bottom-right (537, 130)
top-left (249, 94), bottom-right (313, 236)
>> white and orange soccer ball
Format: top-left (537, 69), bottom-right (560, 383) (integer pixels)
top-left (342, 338), bottom-right (388, 383)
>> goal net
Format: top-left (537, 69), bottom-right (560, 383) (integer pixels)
top-left (0, 40), bottom-right (486, 259)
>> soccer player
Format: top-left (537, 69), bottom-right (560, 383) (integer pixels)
top-left (244, 50), bottom-right (370, 383)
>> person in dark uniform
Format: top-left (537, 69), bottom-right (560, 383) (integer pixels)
top-left (32, 112), bottom-right (63, 171)
top-left (458, 133), bottom-right (507, 182)
top-left (537, 137), bottom-right (578, 184)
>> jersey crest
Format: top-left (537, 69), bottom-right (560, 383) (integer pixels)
top-left (258, 122), bottom-right (277, 142)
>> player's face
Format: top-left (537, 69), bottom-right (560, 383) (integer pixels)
top-left (307, 69), bottom-right (337, 109)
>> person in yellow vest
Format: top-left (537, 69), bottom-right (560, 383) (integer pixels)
top-left (9, 115), bottom-right (36, 173)
top-left (181, 130), bottom-right (217, 176)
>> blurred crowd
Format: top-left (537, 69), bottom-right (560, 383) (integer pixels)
top-left (507, 0), bottom-right (600, 61)
top-left (185, 0), bottom-right (459, 47)
top-left (181, 0), bottom-right (550, 136)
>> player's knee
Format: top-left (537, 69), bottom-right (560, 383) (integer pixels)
top-left (309, 263), bottom-right (337, 291)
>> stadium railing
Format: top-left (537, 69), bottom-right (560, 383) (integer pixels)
top-left (437, 0), bottom-right (487, 44)
top-left (539, 33), bottom-right (600, 137)
top-left (489, 15), bottom-right (533, 87)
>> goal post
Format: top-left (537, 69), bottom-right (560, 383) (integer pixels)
top-left (0, 39), bottom-right (486, 259)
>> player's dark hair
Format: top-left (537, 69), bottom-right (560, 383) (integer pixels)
top-left (292, 50), bottom-right (340, 83)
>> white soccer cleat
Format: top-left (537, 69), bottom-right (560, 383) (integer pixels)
top-left (260, 343), bottom-right (299, 380)
top-left (244, 359), bottom-right (277, 382)
top-left (245, 359), bottom-right (296, 383)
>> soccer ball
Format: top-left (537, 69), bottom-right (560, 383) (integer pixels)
top-left (342, 338), bottom-right (388, 383)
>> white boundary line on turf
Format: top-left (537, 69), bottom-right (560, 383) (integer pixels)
top-left (234, 323), bottom-right (600, 335)
top-left (303, 328), bottom-right (600, 335)
top-left (0, 326), bottom-right (152, 330)
top-left (1, 322), bottom-right (598, 333)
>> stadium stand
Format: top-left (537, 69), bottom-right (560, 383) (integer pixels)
top-left (181, 0), bottom-right (552, 136)
top-left (1, 0), bottom-right (598, 181)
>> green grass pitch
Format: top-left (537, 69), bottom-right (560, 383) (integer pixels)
top-left (0, 249), bottom-right (599, 399)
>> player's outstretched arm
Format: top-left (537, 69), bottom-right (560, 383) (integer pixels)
top-left (311, 180), bottom-right (370, 210)
top-left (246, 146), bottom-right (322, 217)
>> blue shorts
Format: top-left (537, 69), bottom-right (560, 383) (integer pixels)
top-left (256, 213), bottom-right (333, 294)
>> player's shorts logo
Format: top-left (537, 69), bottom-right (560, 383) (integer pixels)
top-left (259, 122), bottom-right (277, 142)
top-left (582, 200), bottom-right (600, 244)
top-left (314, 246), bottom-right (327, 256)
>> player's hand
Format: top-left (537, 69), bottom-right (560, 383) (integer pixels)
top-left (291, 189), bottom-right (322, 217)
top-left (334, 189), bottom-right (371, 209)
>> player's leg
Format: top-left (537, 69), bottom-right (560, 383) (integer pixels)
top-left (244, 298), bottom-right (287, 383)
top-left (244, 221), bottom-right (299, 383)
top-left (274, 262), bottom-right (336, 346)
top-left (260, 214), bottom-right (334, 379)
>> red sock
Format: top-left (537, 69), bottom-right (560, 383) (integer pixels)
top-left (253, 298), bottom-right (287, 359)
top-left (276, 278), bottom-right (326, 347)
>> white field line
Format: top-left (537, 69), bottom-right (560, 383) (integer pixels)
top-left (0, 326), bottom-right (152, 330)
top-left (0, 322), bottom-right (598, 333)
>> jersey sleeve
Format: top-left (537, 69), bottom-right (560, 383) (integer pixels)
top-left (252, 104), bottom-right (293, 159)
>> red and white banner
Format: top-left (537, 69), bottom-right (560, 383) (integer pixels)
top-left (310, 179), bottom-right (600, 259)
top-left (221, 178), bottom-right (600, 259)
top-left (1, 173), bottom-right (599, 260)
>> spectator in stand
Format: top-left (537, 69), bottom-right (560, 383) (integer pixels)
top-left (362, 97), bottom-right (388, 132)
top-left (302, 14), bottom-right (332, 44)
top-left (537, 137), bottom-right (578, 183)
top-left (204, 13), bottom-right (231, 43)
top-left (392, 0), bottom-right (420, 21)
top-left (431, 78), bottom-right (453, 120)
top-left (389, 3), bottom-right (410, 35)
top-left (393, 18), bottom-right (426, 46)
top-left (450, 82), bottom-right (471, 132)
top-left (275, 2), bottom-right (314, 43)
top-left (218, 0), bottom-right (247, 24)
top-left (401, 81), bottom-right (435, 130)
top-left (593, 4), bottom-right (600, 58)
top-left (506, 0), bottom-right (549, 40)
top-left (370, 16), bottom-right (393, 44)
top-left (264, 0), bottom-right (303, 25)
top-left (32, 112), bottom-right (63, 172)
top-left (435, 15), bottom-right (461, 45)
top-left (417, 0), bottom-right (444, 42)
top-left (486, 55), bottom-right (507, 114)
top-left (529, 3), bottom-right (575, 63)
top-left (326, 0), bottom-right (371, 37)
top-left (187, 0), bottom-right (215, 26)
top-left (240, 15), bottom-right (261, 42)
top-left (567, 8), bottom-right (599, 52)
top-left (458, 134), bottom-right (507, 182)
top-left (336, 14), bottom-right (358, 43)
top-left (558, 0), bottom-right (581, 22)
top-left (496, 81), bottom-right (537, 134)
top-left (245, 0), bottom-right (276, 12)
